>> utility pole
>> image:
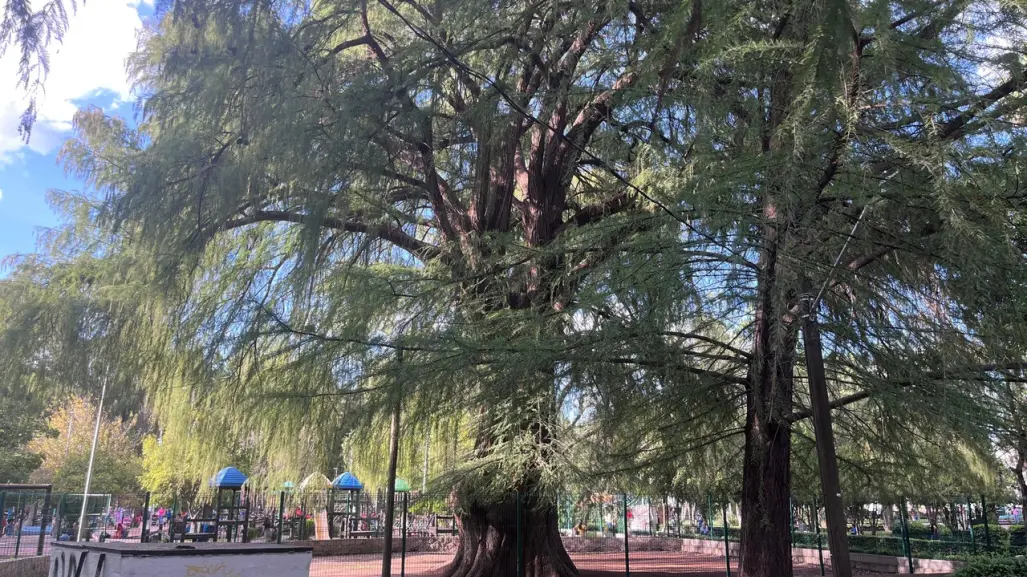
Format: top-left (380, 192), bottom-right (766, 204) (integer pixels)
top-left (421, 431), bottom-right (430, 494)
top-left (65, 403), bottom-right (74, 457)
top-left (381, 346), bottom-right (403, 577)
top-left (803, 308), bottom-right (852, 577)
top-left (798, 203), bottom-right (872, 577)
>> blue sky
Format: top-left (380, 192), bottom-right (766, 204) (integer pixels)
top-left (0, 0), bottom-right (152, 261)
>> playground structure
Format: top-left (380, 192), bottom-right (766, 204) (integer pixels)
top-left (2, 468), bottom-right (459, 556)
top-left (145, 467), bottom-right (456, 547)
top-left (157, 466), bottom-right (253, 543)
top-left (328, 472), bottom-right (370, 539)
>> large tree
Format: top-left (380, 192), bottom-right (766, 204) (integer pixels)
top-left (60, 1), bottom-right (711, 575)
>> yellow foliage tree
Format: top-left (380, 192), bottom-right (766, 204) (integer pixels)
top-left (29, 397), bottom-right (142, 494)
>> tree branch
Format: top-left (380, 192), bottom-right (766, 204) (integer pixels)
top-left (215, 209), bottom-right (440, 261)
top-left (786, 362), bottom-right (1027, 423)
top-left (937, 73), bottom-right (1027, 140)
top-left (571, 192), bottom-right (634, 227)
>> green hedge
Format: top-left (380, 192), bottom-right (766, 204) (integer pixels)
top-left (787, 532), bottom-right (979, 558)
top-left (953, 557), bottom-right (1027, 577)
top-left (684, 526), bottom-right (1027, 562)
top-left (891, 521), bottom-right (954, 538)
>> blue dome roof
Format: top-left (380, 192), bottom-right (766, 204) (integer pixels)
top-left (212, 467), bottom-right (248, 488)
top-left (332, 472), bottom-right (363, 490)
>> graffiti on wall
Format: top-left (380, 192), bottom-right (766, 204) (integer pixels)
top-left (50, 549), bottom-right (106, 577)
top-left (185, 563), bottom-right (243, 577)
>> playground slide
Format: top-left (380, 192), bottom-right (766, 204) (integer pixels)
top-left (13, 525), bottom-right (51, 536)
top-left (315, 511), bottom-right (328, 541)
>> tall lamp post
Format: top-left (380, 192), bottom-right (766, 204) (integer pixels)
top-left (77, 378), bottom-right (108, 541)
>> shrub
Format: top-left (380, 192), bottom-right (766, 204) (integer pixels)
top-left (952, 557), bottom-right (1027, 577)
top-left (907, 521), bottom-right (931, 538)
top-left (891, 521), bottom-right (953, 539)
top-left (846, 534), bottom-right (977, 558)
top-left (305, 518), bottom-right (315, 537)
top-left (1009, 526), bottom-right (1026, 548)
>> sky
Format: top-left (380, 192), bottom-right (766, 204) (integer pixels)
top-left (0, 0), bottom-right (152, 262)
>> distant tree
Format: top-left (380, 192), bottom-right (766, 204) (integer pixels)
top-left (0, 386), bottom-right (48, 483)
top-left (51, 448), bottom-right (143, 495)
top-left (29, 397), bottom-right (142, 494)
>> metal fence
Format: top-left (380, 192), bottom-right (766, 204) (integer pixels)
top-left (1, 486), bottom-right (1014, 577)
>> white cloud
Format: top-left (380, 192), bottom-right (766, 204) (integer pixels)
top-left (0, 0), bottom-right (147, 165)
top-left (0, 187), bottom-right (4, 202)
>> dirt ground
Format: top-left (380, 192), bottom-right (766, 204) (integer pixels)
top-left (308, 551), bottom-right (949, 577)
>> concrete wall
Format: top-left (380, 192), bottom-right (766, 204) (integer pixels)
top-left (0, 556), bottom-right (48, 577)
top-left (678, 537), bottom-right (741, 557)
top-left (560, 536), bottom-right (683, 553)
top-left (46, 543), bottom-right (312, 577)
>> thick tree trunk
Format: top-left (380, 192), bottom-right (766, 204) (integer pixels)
top-left (741, 202), bottom-right (797, 577)
top-left (1014, 437), bottom-right (1027, 521)
top-left (443, 492), bottom-right (576, 577)
top-left (740, 330), bottom-right (796, 576)
top-left (740, 406), bottom-right (794, 577)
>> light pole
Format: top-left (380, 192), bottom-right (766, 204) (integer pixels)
top-left (77, 377), bottom-right (107, 541)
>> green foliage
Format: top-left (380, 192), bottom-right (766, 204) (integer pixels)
top-left (139, 435), bottom-right (199, 504)
top-left (0, 0), bottom-right (77, 138)
top-left (408, 495), bottom-right (449, 515)
top-left (51, 449), bottom-right (143, 495)
top-left (848, 535), bottom-right (977, 559)
top-left (892, 521), bottom-right (953, 539)
top-left (0, 386), bottom-right (48, 483)
top-left (29, 397), bottom-right (143, 494)
top-left (953, 557), bottom-right (1027, 577)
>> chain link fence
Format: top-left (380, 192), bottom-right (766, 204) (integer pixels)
top-left (4, 485), bottom-right (1015, 576)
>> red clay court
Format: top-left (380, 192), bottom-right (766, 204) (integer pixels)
top-left (308, 551), bottom-right (899, 577)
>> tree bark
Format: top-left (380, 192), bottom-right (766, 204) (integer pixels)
top-left (740, 399), bottom-right (794, 577)
top-left (740, 337), bottom-right (796, 576)
top-left (443, 491), bottom-right (576, 577)
top-left (740, 198), bottom-right (797, 577)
